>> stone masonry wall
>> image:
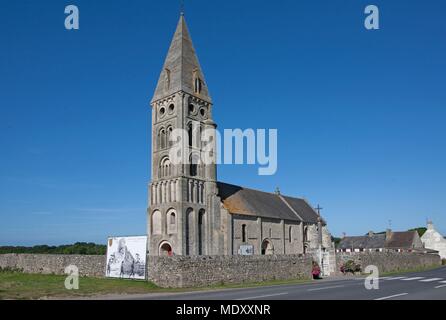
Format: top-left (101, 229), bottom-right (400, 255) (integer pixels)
top-left (148, 254), bottom-right (313, 288)
top-left (336, 252), bottom-right (441, 275)
top-left (0, 254), bottom-right (106, 277)
top-left (1, 252), bottom-right (440, 287)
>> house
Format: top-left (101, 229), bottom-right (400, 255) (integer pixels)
top-left (421, 221), bottom-right (446, 259)
top-left (336, 229), bottom-right (426, 253)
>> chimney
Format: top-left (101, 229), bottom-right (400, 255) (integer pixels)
top-left (342, 232), bottom-right (346, 239)
top-left (275, 187), bottom-right (281, 195)
top-left (386, 229), bottom-right (392, 240)
top-left (368, 231), bottom-right (374, 237)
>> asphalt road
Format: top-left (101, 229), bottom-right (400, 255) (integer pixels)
top-left (114, 266), bottom-right (446, 300)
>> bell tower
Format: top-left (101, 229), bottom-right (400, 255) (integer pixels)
top-left (148, 14), bottom-right (223, 256)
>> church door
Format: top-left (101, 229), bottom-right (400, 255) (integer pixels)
top-left (159, 242), bottom-right (173, 256)
top-left (261, 239), bottom-right (274, 255)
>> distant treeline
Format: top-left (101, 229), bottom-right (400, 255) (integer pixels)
top-left (0, 242), bottom-right (106, 255)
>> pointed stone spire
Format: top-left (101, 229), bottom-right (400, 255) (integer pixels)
top-left (152, 15), bottom-right (212, 104)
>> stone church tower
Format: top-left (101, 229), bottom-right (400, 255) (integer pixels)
top-left (148, 14), bottom-right (334, 261)
top-left (148, 14), bottom-right (224, 256)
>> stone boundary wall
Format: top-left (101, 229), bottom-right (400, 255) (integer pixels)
top-left (336, 252), bottom-right (441, 275)
top-left (148, 254), bottom-right (313, 288)
top-left (1, 252), bottom-right (440, 287)
top-left (0, 254), bottom-right (106, 277)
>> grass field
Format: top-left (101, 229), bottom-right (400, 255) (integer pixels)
top-left (0, 271), bottom-right (312, 300)
top-left (0, 271), bottom-right (169, 300)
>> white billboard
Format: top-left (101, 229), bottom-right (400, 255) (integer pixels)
top-left (106, 236), bottom-right (147, 280)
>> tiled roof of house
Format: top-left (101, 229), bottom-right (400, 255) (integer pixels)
top-left (385, 231), bottom-right (417, 249)
top-left (337, 234), bottom-right (386, 250)
top-left (338, 231), bottom-right (421, 250)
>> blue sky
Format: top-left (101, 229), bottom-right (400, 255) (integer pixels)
top-left (1, 0), bottom-right (445, 245)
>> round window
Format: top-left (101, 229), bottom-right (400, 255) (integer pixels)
top-left (168, 104), bottom-right (175, 113)
top-left (200, 108), bottom-right (207, 117)
top-left (189, 104), bottom-right (195, 114)
top-left (160, 107), bottom-right (166, 116)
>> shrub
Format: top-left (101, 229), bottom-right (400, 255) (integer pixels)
top-left (442, 259), bottom-right (446, 266)
top-left (341, 260), bottom-right (361, 274)
top-left (0, 266), bottom-right (24, 273)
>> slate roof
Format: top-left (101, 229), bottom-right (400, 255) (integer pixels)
top-left (386, 231), bottom-right (418, 249)
top-left (281, 196), bottom-right (320, 224)
top-left (152, 14), bottom-right (212, 103)
top-left (217, 182), bottom-right (321, 224)
top-left (338, 231), bottom-right (420, 250)
top-left (337, 234), bottom-right (386, 250)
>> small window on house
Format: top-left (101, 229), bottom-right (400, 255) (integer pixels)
top-left (242, 224), bottom-right (247, 243)
top-left (170, 212), bottom-right (176, 225)
top-left (289, 226), bottom-right (292, 243)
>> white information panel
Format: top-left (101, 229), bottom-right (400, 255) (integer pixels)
top-left (239, 245), bottom-right (254, 256)
top-left (106, 236), bottom-right (147, 280)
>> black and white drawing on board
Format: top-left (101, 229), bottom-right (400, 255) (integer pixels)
top-left (106, 236), bottom-right (147, 280)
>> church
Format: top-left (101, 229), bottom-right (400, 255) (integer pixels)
top-left (147, 14), bottom-right (333, 257)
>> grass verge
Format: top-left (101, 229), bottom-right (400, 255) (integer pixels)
top-left (0, 271), bottom-right (312, 300)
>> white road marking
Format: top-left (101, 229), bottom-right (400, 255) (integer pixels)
top-left (236, 292), bottom-right (289, 300)
top-left (307, 285), bottom-right (345, 292)
top-left (401, 277), bottom-right (425, 281)
top-left (375, 293), bottom-right (408, 300)
top-left (385, 277), bottom-right (407, 280)
top-left (435, 284), bottom-right (446, 289)
top-left (419, 278), bottom-right (443, 282)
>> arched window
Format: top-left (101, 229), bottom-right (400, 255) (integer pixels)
top-left (185, 208), bottom-right (194, 256)
top-left (164, 69), bottom-right (170, 91)
top-left (159, 128), bottom-right (166, 149)
top-left (289, 226), bottom-right (292, 243)
top-left (190, 164), bottom-right (197, 177)
top-left (188, 123), bottom-right (193, 148)
top-left (167, 126), bottom-right (173, 147)
top-left (160, 157), bottom-right (172, 178)
top-left (198, 209), bottom-right (205, 255)
top-left (151, 211), bottom-right (162, 235)
top-left (242, 224), bottom-right (247, 243)
top-left (193, 69), bottom-right (202, 94)
top-left (190, 154), bottom-right (200, 177)
top-left (199, 125), bottom-right (203, 148)
top-left (304, 226), bottom-right (309, 243)
top-left (195, 78), bottom-right (202, 94)
top-left (167, 209), bottom-right (177, 234)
